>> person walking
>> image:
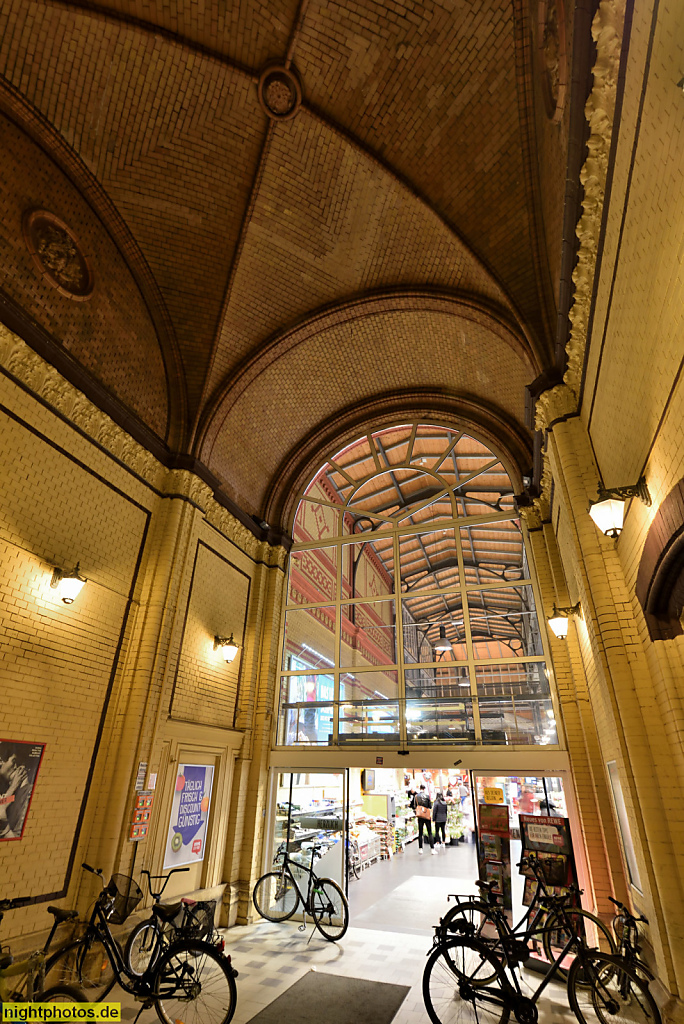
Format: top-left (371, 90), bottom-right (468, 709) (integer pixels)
top-left (432, 790), bottom-right (448, 848)
top-left (414, 784), bottom-right (437, 855)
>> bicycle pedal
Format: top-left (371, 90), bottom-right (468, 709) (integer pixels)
top-left (298, 924), bottom-right (306, 932)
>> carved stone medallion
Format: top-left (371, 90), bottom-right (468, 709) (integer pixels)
top-left (539, 0), bottom-right (567, 123)
top-left (257, 64), bottom-right (302, 122)
top-left (23, 210), bottom-right (93, 299)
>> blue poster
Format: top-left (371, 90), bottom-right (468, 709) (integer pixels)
top-left (163, 763), bottom-right (214, 868)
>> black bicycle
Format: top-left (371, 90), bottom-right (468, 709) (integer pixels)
top-left (439, 855), bottom-right (615, 982)
top-left (46, 864), bottom-right (237, 1024)
top-left (424, 864), bottom-right (661, 1024)
top-left (252, 842), bottom-right (349, 941)
top-left (609, 896), bottom-right (652, 990)
top-left (125, 868), bottom-right (224, 977)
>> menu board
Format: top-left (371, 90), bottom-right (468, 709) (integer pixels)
top-left (519, 814), bottom-right (576, 906)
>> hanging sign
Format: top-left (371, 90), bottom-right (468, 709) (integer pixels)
top-left (484, 787), bottom-right (505, 805)
top-left (163, 764), bottom-right (214, 868)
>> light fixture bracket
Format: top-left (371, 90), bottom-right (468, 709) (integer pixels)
top-left (595, 476), bottom-right (651, 507)
top-left (552, 602), bottom-right (581, 618)
top-left (214, 633), bottom-right (236, 649)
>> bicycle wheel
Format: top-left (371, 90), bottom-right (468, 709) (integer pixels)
top-left (125, 918), bottom-right (166, 977)
top-left (252, 870), bottom-right (299, 922)
top-left (310, 878), bottom-right (349, 942)
top-left (45, 936), bottom-right (120, 1000)
top-left (39, 984), bottom-right (89, 1003)
top-left (568, 951), bottom-right (661, 1024)
top-left (543, 909), bottom-right (616, 983)
top-left (153, 939), bottom-right (237, 1024)
top-left (439, 902), bottom-right (502, 983)
top-left (423, 937), bottom-right (510, 1024)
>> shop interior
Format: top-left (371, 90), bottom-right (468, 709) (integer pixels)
top-left (269, 767), bottom-right (573, 935)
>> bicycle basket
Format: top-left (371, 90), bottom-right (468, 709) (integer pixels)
top-left (105, 874), bottom-right (143, 924)
top-left (181, 900), bottom-right (216, 941)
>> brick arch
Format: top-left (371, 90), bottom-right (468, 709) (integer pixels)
top-left (636, 479), bottom-right (684, 641)
top-left (263, 389), bottom-right (533, 532)
top-left (0, 77), bottom-right (187, 447)
top-left (196, 287), bottom-right (537, 460)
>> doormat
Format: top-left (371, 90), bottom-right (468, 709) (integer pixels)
top-left (245, 971), bottom-right (410, 1024)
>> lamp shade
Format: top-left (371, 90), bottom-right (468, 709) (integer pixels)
top-left (547, 613), bottom-right (569, 640)
top-left (51, 563), bottom-right (86, 604)
top-left (588, 496), bottom-right (625, 538)
top-left (221, 640), bottom-right (239, 663)
top-left (215, 632), bottom-right (240, 663)
top-left (433, 625), bottom-right (452, 652)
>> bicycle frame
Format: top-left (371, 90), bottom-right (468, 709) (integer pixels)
top-left (0, 951), bottom-right (46, 1003)
top-left (82, 898), bottom-right (168, 998)
top-left (450, 861), bottom-right (593, 956)
top-left (276, 848), bottom-right (323, 916)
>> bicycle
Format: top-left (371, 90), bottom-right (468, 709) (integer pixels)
top-left (438, 854), bottom-right (615, 982)
top-left (125, 868), bottom-right (225, 977)
top-left (252, 842), bottom-right (349, 942)
top-left (47, 863), bottom-right (237, 1024)
top-left (0, 896), bottom-right (86, 1005)
top-left (424, 870), bottom-right (661, 1024)
top-left (609, 896), bottom-right (652, 988)
top-left (347, 839), bottom-right (361, 883)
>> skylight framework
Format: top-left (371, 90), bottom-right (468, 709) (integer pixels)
top-left (278, 424), bottom-right (561, 749)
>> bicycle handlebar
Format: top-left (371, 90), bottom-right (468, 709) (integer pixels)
top-left (608, 896), bottom-right (647, 923)
top-left (82, 862), bottom-right (103, 876)
top-left (140, 867), bottom-right (190, 900)
top-left (0, 897), bottom-right (31, 911)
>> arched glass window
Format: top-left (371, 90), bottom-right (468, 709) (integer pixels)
top-left (278, 424), bottom-right (559, 748)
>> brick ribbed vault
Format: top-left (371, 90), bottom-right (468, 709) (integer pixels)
top-left (0, 0), bottom-right (578, 532)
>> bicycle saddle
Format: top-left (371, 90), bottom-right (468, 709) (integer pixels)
top-left (47, 907), bottom-right (78, 924)
top-left (152, 902), bottom-right (183, 922)
top-left (475, 879), bottom-right (500, 892)
top-left (0, 953), bottom-right (13, 970)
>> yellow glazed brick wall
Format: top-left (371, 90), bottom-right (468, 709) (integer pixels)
top-left (0, 325), bottom-right (287, 946)
top-left (170, 540), bottom-right (251, 729)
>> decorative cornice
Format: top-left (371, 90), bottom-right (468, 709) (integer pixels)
top-left (519, 457), bottom-right (553, 528)
top-left (565, 0), bottom-right (625, 394)
top-left (534, 381), bottom-right (578, 431)
top-left (0, 323), bottom-right (288, 567)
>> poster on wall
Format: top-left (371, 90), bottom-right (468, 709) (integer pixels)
top-left (163, 764), bottom-right (214, 868)
top-left (0, 739), bottom-right (46, 841)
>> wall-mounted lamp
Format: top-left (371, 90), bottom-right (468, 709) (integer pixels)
top-left (214, 633), bottom-right (240, 663)
top-left (50, 562), bottom-right (87, 604)
top-left (433, 625), bottom-right (452, 652)
top-left (547, 602), bottom-right (581, 640)
top-left (588, 476), bottom-right (651, 539)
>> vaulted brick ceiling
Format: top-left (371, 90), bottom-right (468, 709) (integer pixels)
top-left (0, 0), bottom-right (576, 527)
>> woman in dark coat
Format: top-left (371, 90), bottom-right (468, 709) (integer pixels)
top-left (432, 791), bottom-right (448, 848)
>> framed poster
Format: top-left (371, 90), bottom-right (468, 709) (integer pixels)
top-left (163, 764), bottom-right (214, 868)
top-left (0, 739), bottom-right (46, 841)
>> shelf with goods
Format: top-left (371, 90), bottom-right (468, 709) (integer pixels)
top-left (446, 800), bottom-right (466, 844)
top-left (349, 817), bottom-right (382, 869)
top-left (395, 796), bottom-right (418, 849)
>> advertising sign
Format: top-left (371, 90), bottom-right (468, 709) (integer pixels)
top-left (477, 802), bottom-right (512, 912)
top-left (163, 764), bottom-right (214, 868)
top-left (0, 739), bottom-right (45, 841)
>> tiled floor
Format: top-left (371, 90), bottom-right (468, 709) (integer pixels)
top-left (114, 841), bottom-right (577, 1024)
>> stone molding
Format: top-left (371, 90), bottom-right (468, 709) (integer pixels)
top-left (565, 0), bottom-right (625, 395)
top-left (0, 323), bottom-right (287, 569)
top-left (530, 0), bottom-right (624, 519)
